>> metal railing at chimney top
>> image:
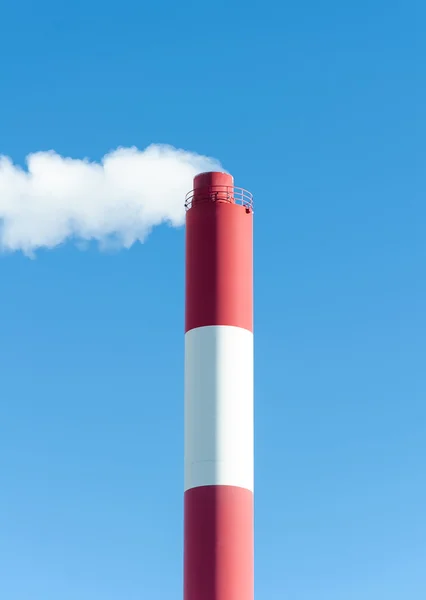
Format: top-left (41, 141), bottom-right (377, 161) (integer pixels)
top-left (185, 185), bottom-right (254, 212)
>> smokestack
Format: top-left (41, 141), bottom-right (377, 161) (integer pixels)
top-left (184, 171), bottom-right (254, 599)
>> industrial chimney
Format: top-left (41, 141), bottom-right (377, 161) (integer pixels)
top-left (184, 171), bottom-right (254, 600)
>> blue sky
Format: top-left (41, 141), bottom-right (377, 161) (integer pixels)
top-left (0, 0), bottom-right (425, 598)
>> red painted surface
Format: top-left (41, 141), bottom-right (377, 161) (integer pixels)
top-left (193, 171), bottom-right (234, 192)
top-left (194, 171), bottom-right (234, 190)
top-left (184, 485), bottom-right (254, 600)
top-left (185, 181), bottom-right (253, 333)
top-left (192, 171), bottom-right (235, 206)
top-left (184, 172), bottom-right (254, 600)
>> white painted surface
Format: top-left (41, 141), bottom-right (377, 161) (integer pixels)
top-left (184, 325), bottom-right (254, 492)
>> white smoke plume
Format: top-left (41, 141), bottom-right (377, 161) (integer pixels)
top-left (0, 144), bottom-right (224, 255)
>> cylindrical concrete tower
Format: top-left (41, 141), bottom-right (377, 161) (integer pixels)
top-left (184, 171), bottom-right (254, 600)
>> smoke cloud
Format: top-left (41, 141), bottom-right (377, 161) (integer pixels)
top-left (0, 144), bottom-right (223, 255)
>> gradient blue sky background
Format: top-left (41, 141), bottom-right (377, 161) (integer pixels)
top-left (0, 0), bottom-right (425, 598)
